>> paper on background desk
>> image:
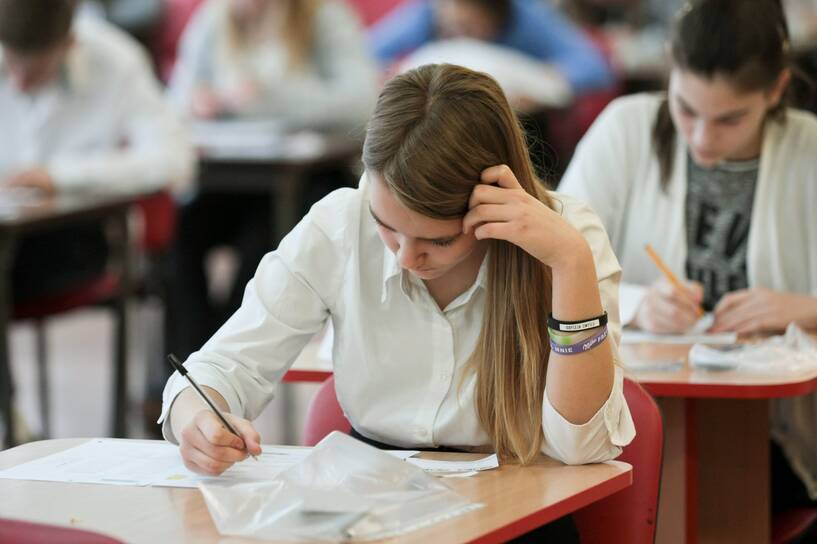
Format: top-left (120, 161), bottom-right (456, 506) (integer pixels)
top-left (192, 120), bottom-right (327, 160)
top-left (622, 313), bottom-right (738, 345)
top-left (0, 439), bottom-right (497, 488)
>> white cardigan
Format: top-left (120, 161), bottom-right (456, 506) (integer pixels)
top-left (561, 92), bottom-right (817, 497)
top-left (560, 93), bottom-right (817, 323)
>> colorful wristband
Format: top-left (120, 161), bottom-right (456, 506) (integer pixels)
top-left (548, 311), bottom-right (608, 333)
top-left (549, 325), bottom-right (608, 356)
top-left (548, 327), bottom-right (597, 346)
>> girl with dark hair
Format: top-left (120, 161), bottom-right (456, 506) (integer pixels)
top-left (159, 64), bottom-right (634, 541)
top-left (561, 0), bottom-right (817, 519)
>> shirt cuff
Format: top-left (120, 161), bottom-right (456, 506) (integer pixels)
top-left (619, 283), bottom-right (648, 326)
top-left (47, 157), bottom-right (93, 191)
top-left (157, 362), bottom-right (246, 444)
top-left (541, 366), bottom-right (636, 465)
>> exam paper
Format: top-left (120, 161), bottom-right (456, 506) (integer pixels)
top-left (622, 313), bottom-right (738, 345)
top-left (0, 440), bottom-right (421, 489)
top-left (406, 454), bottom-right (499, 473)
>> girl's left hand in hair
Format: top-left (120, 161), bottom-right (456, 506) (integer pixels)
top-left (463, 165), bottom-right (589, 270)
top-left (711, 288), bottom-right (817, 335)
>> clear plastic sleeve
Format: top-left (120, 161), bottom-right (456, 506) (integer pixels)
top-left (199, 432), bottom-right (482, 541)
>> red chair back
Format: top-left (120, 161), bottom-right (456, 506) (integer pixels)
top-left (343, 0), bottom-right (406, 27)
top-left (155, 0), bottom-right (207, 82)
top-left (0, 519), bottom-right (123, 544)
top-left (133, 191), bottom-right (177, 252)
top-left (303, 376), bottom-right (351, 446)
top-left (573, 378), bottom-right (663, 544)
top-left (302, 377), bottom-right (662, 544)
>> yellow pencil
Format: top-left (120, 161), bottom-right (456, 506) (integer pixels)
top-left (644, 244), bottom-right (704, 317)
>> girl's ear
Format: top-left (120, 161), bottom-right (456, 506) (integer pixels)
top-left (767, 69), bottom-right (791, 108)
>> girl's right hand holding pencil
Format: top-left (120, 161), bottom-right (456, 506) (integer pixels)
top-left (634, 277), bottom-right (704, 334)
top-left (170, 387), bottom-right (263, 476)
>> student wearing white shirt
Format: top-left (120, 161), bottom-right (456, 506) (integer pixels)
top-left (0, 0), bottom-right (193, 301)
top-left (168, 0), bottom-right (378, 125)
top-left (160, 64), bottom-right (634, 541)
top-left (559, 0), bottom-right (817, 524)
top-left (161, 0), bottom-right (379, 371)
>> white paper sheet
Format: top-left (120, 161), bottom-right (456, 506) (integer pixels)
top-left (622, 313), bottom-right (738, 345)
top-left (622, 331), bottom-right (738, 345)
top-left (0, 440), bottom-right (422, 489)
top-left (406, 454), bottom-right (499, 473)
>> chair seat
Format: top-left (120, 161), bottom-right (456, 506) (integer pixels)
top-left (0, 518), bottom-right (123, 543)
top-left (773, 507), bottom-right (817, 544)
top-left (13, 273), bottom-right (120, 321)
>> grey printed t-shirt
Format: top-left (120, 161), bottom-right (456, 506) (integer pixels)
top-left (685, 154), bottom-right (759, 311)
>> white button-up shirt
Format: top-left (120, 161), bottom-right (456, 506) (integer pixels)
top-left (0, 16), bottom-right (194, 194)
top-left (160, 176), bottom-right (635, 464)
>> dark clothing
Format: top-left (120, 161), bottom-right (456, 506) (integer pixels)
top-left (349, 428), bottom-right (581, 544)
top-left (164, 191), bottom-right (273, 362)
top-left (685, 154), bottom-right (758, 310)
top-left (771, 440), bottom-right (817, 543)
top-left (12, 222), bottom-right (109, 304)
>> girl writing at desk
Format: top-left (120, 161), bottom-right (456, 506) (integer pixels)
top-left (160, 64), bottom-right (635, 541)
top-left (561, 0), bottom-right (817, 336)
top-left (560, 0), bottom-right (817, 525)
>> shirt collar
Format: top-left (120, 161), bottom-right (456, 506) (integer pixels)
top-left (379, 245), bottom-right (490, 307)
top-left (380, 244), bottom-right (411, 303)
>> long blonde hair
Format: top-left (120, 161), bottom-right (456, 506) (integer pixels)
top-left (221, 0), bottom-right (319, 71)
top-left (362, 64), bottom-right (554, 464)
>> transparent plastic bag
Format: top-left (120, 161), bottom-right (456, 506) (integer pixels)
top-left (690, 324), bottom-right (817, 372)
top-left (199, 432), bottom-right (482, 541)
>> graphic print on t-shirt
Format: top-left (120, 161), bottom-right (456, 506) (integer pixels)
top-left (685, 155), bottom-right (759, 311)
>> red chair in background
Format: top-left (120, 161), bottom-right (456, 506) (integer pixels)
top-left (303, 376), bottom-right (350, 446)
top-left (773, 508), bottom-right (817, 544)
top-left (10, 192), bottom-right (177, 441)
top-left (573, 379), bottom-right (663, 544)
top-left (0, 519), bottom-right (123, 544)
top-left (344, 0), bottom-right (406, 27)
top-left (303, 376), bottom-right (662, 544)
top-left (155, 0), bottom-right (206, 82)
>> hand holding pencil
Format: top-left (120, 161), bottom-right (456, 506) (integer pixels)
top-left (634, 245), bottom-right (705, 334)
top-left (168, 354), bottom-right (263, 476)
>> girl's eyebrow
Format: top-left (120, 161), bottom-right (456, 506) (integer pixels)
top-left (368, 205), bottom-right (462, 243)
top-left (676, 94), bottom-right (750, 120)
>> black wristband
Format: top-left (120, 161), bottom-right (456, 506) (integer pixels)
top-left (548, 311), bottom-right (608, 333)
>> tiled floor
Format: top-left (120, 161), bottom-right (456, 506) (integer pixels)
top-left (3, 301), bottom-right (318, 451)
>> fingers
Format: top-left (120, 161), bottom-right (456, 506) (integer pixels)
top-left (178, 411), bottom-right (253, 476)
top-left (637, 281), bottom-right (701, 333)
top-left (468, 183), bottom-right (513, 209)
top-left (231, 416), bottom-right (263, 456)
top-left (181, 444), bottom-right (238, 476)
top-left (480, 165), bottom-right (522, 189)
top-left (714, 290), bottom-right (751, 319)
top-left (462, 204), bottom-right (516, 234)
top-left (685, 281), bottom-right (704, 304)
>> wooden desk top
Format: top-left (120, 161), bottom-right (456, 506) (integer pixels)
top-left (0, 191), bottom-right (152, 234)
top-left (0, 439), bottom-right (631, 544)
top-left (621, 343), bottom-right (817, 399)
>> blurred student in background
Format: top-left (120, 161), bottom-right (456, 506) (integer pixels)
top-left (162, 0), bottom-right (378, 373)
top-left (0, 0), bottom-right (193, 303)
top-left (370, 0), bottom-right (614, 96)
top-left (168, 0), bottom-right (378, 125)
